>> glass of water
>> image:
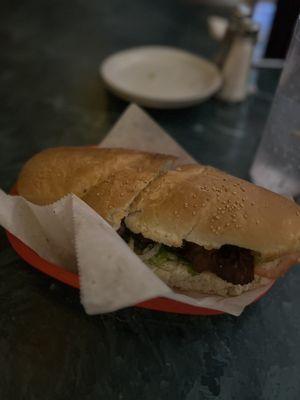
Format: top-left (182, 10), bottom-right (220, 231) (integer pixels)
top-left (250, 15), bottom-right (300, 199)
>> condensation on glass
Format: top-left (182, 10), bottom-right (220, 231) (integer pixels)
top-left (250, 15), bottom-right (300, 199)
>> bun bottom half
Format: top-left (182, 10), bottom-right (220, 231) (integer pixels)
top-left (146, 259), bottom-right (270, 297)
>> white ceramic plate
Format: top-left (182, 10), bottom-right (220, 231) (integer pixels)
top-left (100, 46), bottom-right (222, 109)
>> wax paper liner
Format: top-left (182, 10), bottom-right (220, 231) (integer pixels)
top-left (0, 104), bottom-right (274, 316)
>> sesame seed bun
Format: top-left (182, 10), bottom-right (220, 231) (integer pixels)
top-left (125, 164), bottom-right (300, 262)
top-left (17, 147), bottom-right (175, 228)
top-left (17, 147), bottom-right (300, 293)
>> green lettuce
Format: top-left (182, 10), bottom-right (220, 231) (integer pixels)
top-left (148, 246), bottom-right (197, 276)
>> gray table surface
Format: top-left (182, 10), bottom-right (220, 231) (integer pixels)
top-left (1, 1), bottom-right (299, 399)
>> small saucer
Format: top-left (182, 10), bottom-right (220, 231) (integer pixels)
top-left (100, 46), bottom-right (222, 109)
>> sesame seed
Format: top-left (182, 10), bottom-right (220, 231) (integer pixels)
top-left (297, 211), bottom-right (300, 216)
top-left (192, 211), bottom-right (196, 216)
top-left (192, 193), bottom-right (197, 198)
top-left (184, 202), bottom-right (188, 208)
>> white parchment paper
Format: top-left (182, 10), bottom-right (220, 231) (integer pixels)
top-left (0, 104), bottom-right (273, 316)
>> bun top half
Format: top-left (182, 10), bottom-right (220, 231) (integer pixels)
top-left (17, 147), bottom-right (175, 228)
top-left (17, 146), bottom-right (300, 260)
top-left (125, 164), bottom-right (300, 260)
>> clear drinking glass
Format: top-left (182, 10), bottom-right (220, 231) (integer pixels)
top-left (250, 15), bottom-right (300, 199)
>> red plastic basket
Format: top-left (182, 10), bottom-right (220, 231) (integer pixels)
top-left (6, 187), bottom-right (272, 315)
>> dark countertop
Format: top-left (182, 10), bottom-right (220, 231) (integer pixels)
top-left (1, 1), bottom-right (299, 399)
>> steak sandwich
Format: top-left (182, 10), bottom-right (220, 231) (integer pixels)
top-left (17, 147), bottom-right (300, 296)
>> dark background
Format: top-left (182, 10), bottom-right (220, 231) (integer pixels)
top-left (266, 0), bottom-right (300, 59)
top-left (1, 1), bottom-right (299, 399)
